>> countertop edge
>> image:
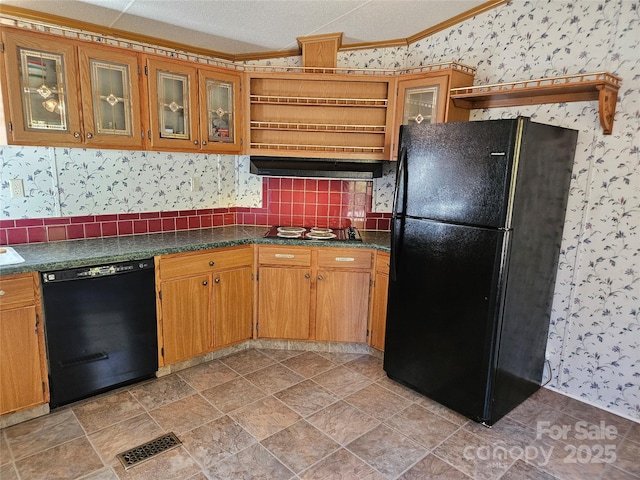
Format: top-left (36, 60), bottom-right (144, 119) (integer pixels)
top-left (0, 227), bottom-right (390, 276)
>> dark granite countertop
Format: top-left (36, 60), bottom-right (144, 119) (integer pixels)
top-left (0, 226), bottom-right (391, 276)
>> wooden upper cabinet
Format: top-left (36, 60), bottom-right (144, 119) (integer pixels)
top-left (395, 75), bottom-right (450, 129)
top-left (147, 58), bottom-right (243, 152)
top-left (0, 28), bottom-right (145, 149)
top-left (198, 67), bottom-right (242, 153)
top-left (391, 68), bottom-right (475, 160)
top-left (1, 28), bottom-right (83, 146)
top-left (146, 58), bottom-right (199, 150)
top-left (77, 45), bottom-right (144, 149)
top-left (246, 72), bottom-right (395, 160)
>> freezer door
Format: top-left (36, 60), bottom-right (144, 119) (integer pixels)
top-left (384, 217), bottom-right (507, 422)
top-left (399, 120), bottom-right (519, 228)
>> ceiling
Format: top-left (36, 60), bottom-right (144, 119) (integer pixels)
top-left (1, 0), bottom-right (494, 59)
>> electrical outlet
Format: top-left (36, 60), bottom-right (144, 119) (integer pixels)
top-left (9, 179), bottom-right (25, 198)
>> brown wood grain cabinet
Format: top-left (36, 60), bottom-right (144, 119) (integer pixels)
top-left (1, 28), bottom-right (83, 147)
top-left (315, 248), bottom-right (372, 343)
top-left (246, 72), bottom-right (396, 160)
top-left (0, 273), bottom-right (49, 415)
top-left (257, 245), bottom-right (373, 343)
top-left (391, 66), bottom-right (475, 160)
top-left (257, 246), bottom-right (313, 340)
top-left (369, 251), bottom-right (390, 351)
top-left (1, 28), bottom-right (145, 149)
top-left (155, 245), bottom-right (253, 366)
top-left (146, 57), bottom-right (242, 153)
top-left (212, 266), bottom-right (252, 348)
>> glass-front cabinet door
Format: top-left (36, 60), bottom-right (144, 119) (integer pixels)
top-left (199, 68), bottom-right (242, 153)
top-left (78, 46), bottom-right (144, 148)
top-left (392, 75), bottom-right (449, 160)
top-left (1, 29), bottom-right (82, 146)
top-left (146, 58), bottom-right (199, 150)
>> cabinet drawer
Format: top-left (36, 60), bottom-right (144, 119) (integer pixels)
top-left (0, 274), bottom-right (35, 310)
top-left (258, 246), bottom-right (311, 266)
top-left (376, 252), bottom-right (390, 274)
top-left (159, 246), bottom-right (253, 279)
top-left (317, 249), bottom-right (372, 269)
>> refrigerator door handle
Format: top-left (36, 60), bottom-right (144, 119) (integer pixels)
top-left (392, 146), bottom-right (407, 219)
top-left (390, 146), bottom-right (407, 282)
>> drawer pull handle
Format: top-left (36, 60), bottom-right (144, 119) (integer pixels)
top-left (304, 274), bottom-right (311, 279)
top-left (275, 254), bottom-right (295, 259)
top-left (209, 261), bottom-right (215, 266)
top-left (0, 290), bottom-right (4, 296)
top-left (335, 257), bottom-right (355, 262)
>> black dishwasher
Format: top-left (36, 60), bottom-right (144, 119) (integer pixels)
top-left (42, 259), bottom-right (158, 408)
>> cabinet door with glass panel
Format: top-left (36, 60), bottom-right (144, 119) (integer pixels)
top-left (77, 45), bottom-right (144, 149)
top-left (0, 28), bottom-right (83, 146)
top-left (198, 67), bottom-right (242, 153)
top-left (146, 58), bottom-right (200, 150)
top-left (392, 75), bottom-right (449, 160)
top-left (146, 58), bottom-right (241, 152)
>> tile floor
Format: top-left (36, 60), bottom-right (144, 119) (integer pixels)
top-left (1, 348), bottom-right (639, 480)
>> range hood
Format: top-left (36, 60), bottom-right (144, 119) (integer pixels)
top-left (250, 156), bottom-right (384, 179)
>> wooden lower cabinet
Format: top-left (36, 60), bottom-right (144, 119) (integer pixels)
top-left (316, 270), bottom-right (370, 343)
top-left (257, 266), bottom-right (312, 339)
top-left (0, 273), bottom-right (48, 415)
top-left (156, 246), bottom-right (253, 366)
top-left (369, 252), bottom-right (390, 351)
top-left (257, 245), bottom-right (373, 343)
top-left (212, 266), bottom-right (252, 348)
top-left (159, 274), bottom-right (212, 364)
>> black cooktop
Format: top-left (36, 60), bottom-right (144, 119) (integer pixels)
top-left (264, 226), bottom-right (362, 242)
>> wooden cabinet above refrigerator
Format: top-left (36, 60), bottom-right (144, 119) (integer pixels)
top-left (244, 63), bottom-right (475, 161)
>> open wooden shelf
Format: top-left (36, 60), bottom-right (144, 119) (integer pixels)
top-left (250, 142), bottom-right (385, 154)
top-left (450, 72), bottom-right (621, 134)
top-left (250, 95), bottom-right (387, 107)
top-left (250, 121), bottom-right (386, 134)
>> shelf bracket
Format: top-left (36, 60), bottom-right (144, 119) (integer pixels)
top-left (597, 84), bottom-right (617, 135)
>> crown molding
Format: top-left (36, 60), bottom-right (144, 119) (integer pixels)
top-left (0, 1), bottom-right (508, 62)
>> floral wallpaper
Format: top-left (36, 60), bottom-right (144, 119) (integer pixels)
top-left (0, 0), bottom-right (637, 421)
top-left (0, 147), bottom-right (262, 217)
top-left (338, 0), bottom-right (640, 421)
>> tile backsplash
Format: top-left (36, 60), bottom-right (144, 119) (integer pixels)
top-left (0, 146), bottom-right (394, 244)
top-left (0, 173), bottom-right (392, 246)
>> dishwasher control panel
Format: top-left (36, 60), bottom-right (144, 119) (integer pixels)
top-left (43, 258), bottom-right (154, 282)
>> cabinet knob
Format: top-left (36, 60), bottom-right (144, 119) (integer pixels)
top-left (215, 278), bottom-right (220, 283)
top-left (209, 261), bottom-right (215, 266)
top-left (73, 131), bottom-right (82, 138)
top-left (317, 275), bottom-right (324, 281)
top-left (304, 274), bottom-right (310, 279)
top-left (194, 140), bottom-right (199, 145)
top-left (0, 290), bottom-right (5, 296)
top-left (202, 280), bottom-right (208, 286)
top-left (86, 132), bottom-right (93, 139)
top-left (202, 140), bottom-right (207, 145)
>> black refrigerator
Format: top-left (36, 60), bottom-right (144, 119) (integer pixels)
top-left (383, 117), bottom-right (577, 425)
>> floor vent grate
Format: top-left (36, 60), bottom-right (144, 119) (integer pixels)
top-left (116, 432), bottom-right (182, 470)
